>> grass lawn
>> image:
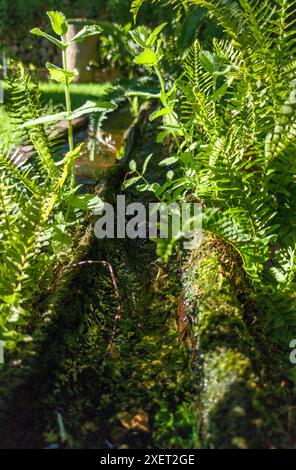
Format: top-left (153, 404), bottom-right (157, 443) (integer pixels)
top-left (0, 82), bottom-right (112, 148)
top-left (39, 82), bottom-right (111, 110)
top-left (0, 106), bottom-right (16, 147)
top-left (0, 106), bottom-right (11, 134)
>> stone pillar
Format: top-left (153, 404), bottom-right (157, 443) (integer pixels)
top-left (65, 19), bottom-right (99, 83)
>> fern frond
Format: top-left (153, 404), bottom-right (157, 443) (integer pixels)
top-left (131, 0), bottom-right (146, 21)
top-left (0, 177), bottom-right (16, 237)
top-left (0, 62), bottom-right (80, 344)
top-left (0, 152), bottom-right (41, 198)
top-left (272, 0), bottom-right (296, 59)
top-left (5, 63), bottom-right (60, 184)
top-left (0, 147), bottom-right (74, 342)
top-left (87, 84), bottom-right (125, 161)
top-left (265, 87), bottom-right (296, 161)
top-left (190, 0), bottom-right (243, 43)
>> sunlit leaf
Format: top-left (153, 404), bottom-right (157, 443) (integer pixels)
top-left (150, 108), bottom-right (173, 121)
top-left (159, 156), bottom-right (178, 166)
top-left (146, 23), bottom-right (167, 47)
top-left (129, 160), bottom-right (137, 171)
top-left (134, 49), bottom-right (158, 66)
top-left (122, 176), bottom-right (141, 190)
top-left (70, 25), bottom-right (103, 44)
top-left (70, 194), bottom-right (103, 211)
top-left (30, 28), bottom-right (64, 49)
top-left (143, 154), bottom-right (153, 174)
top-left (46, 62), bottom-right (78, 84)
top-left (47, 11), bottom-right (68, 36)
top-left (21, 101), bottom-right (117, 128)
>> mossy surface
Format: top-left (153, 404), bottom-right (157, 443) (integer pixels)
top-left (1, 106), bottom-right (295, 449)
top-left (183, 236), bottom-right (296, 449)
top-left (0, 107), bottom-right (197, 449)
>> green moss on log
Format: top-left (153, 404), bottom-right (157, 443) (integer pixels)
top-left (184, 235), bottom-right (296, 449)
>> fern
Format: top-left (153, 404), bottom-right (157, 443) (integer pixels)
top-left (0, 152), bottom-right (41, 198)
top-left (129, 0), bottom-right (296, 309)
top-left (131, 0), bottom-right (189, 22)
top-left (0, 66), bottom-right (77, 347)
top-left (4, 63), bottom-right (62, 184)
top-left (87, 84), bottom-right (126, 161)
top-left (131, 0), bottom-right (146, 21)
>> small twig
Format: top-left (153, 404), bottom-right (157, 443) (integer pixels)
top-left (64, 260), bottom-right (122, 352)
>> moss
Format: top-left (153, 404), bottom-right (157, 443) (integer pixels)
top-left (182, 235), bottom-right (296, 449)
top-left (0, 104), bottom-right (198, 450)
top-left (193, 239), bottom-right (255, 355)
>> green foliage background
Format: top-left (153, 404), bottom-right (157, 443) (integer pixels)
top-left (0, 0), bottom-right (169, 44)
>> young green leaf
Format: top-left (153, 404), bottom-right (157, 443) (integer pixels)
top-left (149, 108), bottom-right (173, 121)
top-left (134, 49), bottom-right (158, 67)
top-left (69, 194), bottom-right (103, 211)
top-left (46, 62), bottom-right (78, 84)
top-left (199, 50), bottom-right (221, 74)
top-left (156, 131), bottom-right (169, 143)
top-left (47, 11), bottom-right (68, 36)
top-left (159, 156), bottom-right (178, 167)
top-left (71, 101), bottom-right (117, 120)
top-left (20, 111), bottom-right (68, 128)
top-left (146, 23), bottom-right (167, 47)
top-left (148, 182), bottom-right (161, 193)
top-left (129, 160), bottom-right (137, 171)
top-left (21, 101), bottom-right (117, 128)
top-left (130, 28), bottom-right (147, 48)
top-left (122, 176), bottom-right (141, 190)
top-left (142, 154), bottom-right (153, 174)
top-left (70, 25), bottom-right (103, 44)
top-left (30, 28), bottom-right (64, 49)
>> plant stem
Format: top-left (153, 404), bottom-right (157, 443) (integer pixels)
top-left (213, 75), bottom-right (217, 117)
top-left (61, 35), bottom-right (75, 192)
top-left (136, 171), bottom-right (162, 202)
top-left (154, 65), bottom-right (166, 101)
top-left (154, 65), bottom-right (180, 149)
